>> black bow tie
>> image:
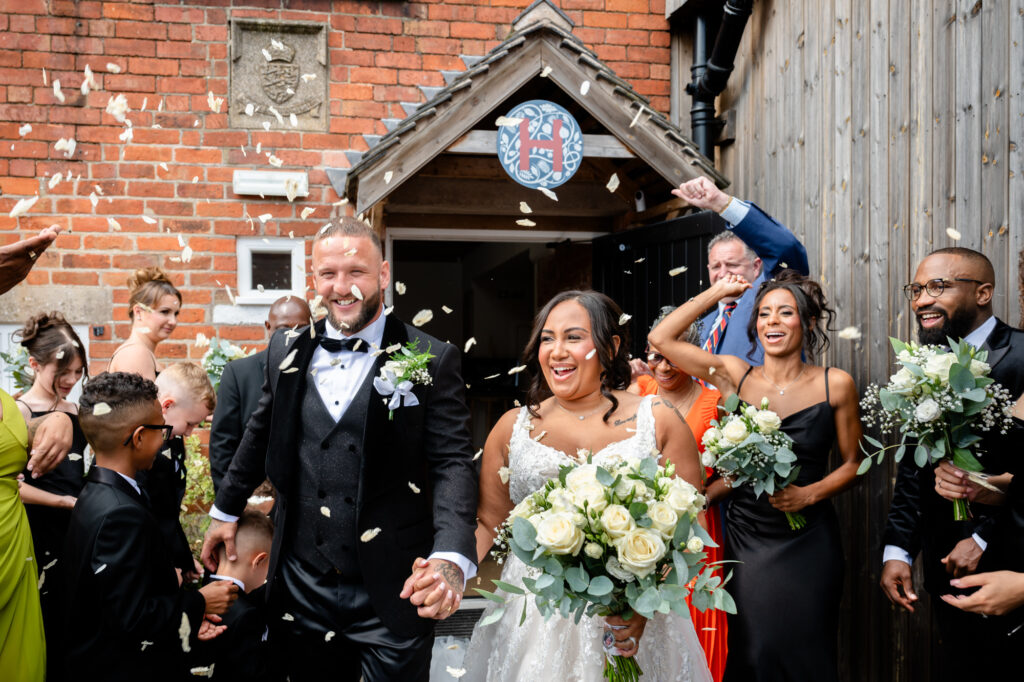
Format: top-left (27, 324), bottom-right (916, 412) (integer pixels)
top-left (318, 335), bottom-right (369, 353)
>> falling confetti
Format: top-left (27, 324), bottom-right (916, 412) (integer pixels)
top-left (181, 246), bottom-right (193, 263)
top-left (81, 65), bottom-right (98, 95)
top-left (279, 349), bottom-right (298, 370)
top-left (946, 227), bottom-right (961, 241)
top-left (207, 91), bottom-right (224, 114)
top-left (606, 173), bottom-right (620, 193)
top-left (343, 248), bottom-right (357, 256)
top-left (140, 641), bottom-right (153, 651)
top-left (585, 348), bottom-right (597, 360)
top-left (320, 506), bottom-right (331, 518)
top-left (106, 62), bottom-right (121, 73)
top-left (408, 482), bottom-right (421, 494)
top-left (360, 528), bottom-right (382, 542)
top-left (484, 373), bottom-right (500, 380)
top-left (9, 196), bottom-right (39, 218)
top-left (395, 282), bottom-right (407, 295)
top-left (18, 123), bottom-right (31, 137)
top-left (495, 116), bottom-right (524, 127)
top-left (302, 73), bottom-right (317, 82)
top-left (258, 213), bottom-right (272, 223)
top-left (668, 266), bottom-right (688, 277)
top-left (54, 137), bottom-right (76, 158)
top-left (92, 403), bottom-right (111, 416)
top-left (289, 113), bottom-right (298, 128)
top-left (519, 201), bottom-right (532, 214)
top-left (179, 613), bottom-right (192, 652)
top-left (351, 284), bottom-right (364, 301)
top-left (580, 81), bottom-right (591, 96)
top-left (463, 337), bottom-right (476, 353)
top-left (141, 215), bottom-right (157, 225)
top-left (384, 170), bottom-right (394, 184)
top-left (618, 313), bottom-right (632, 325)
top-left (533, 430), bottom-right (547, 442)
top-left (89, 192), bottom-right (98, 209)
top-left (285, 178), bottom-right (299, 202)
top-left (225, 284), bottom-right (236, 305)
top-left (634, 257), bottom-right (646, 264)
top-left (281, 613), bottom-right (295, 621)
top-left (301, 207), bottom-right (315, 219)
top-left (47, 172), bottom-right (62, 189)
top-left (53, 80), bottom-right (65, 103)
top-left (837, 326), bottom-right (862, 340)
top-left (540, 65), bottom-right (552, 78)
top-left (708, 366), bottom-right (716, 376)
top-left (473, 448), bottom-right (483, 460)
top-left (447, 667), bottom-right (467, 679)
top-left (107, 217), bottom-right (121, 231)
top-left (261, 48), bottom-right (273, 61)
top-left (268, 155), bottom-right (284, 168)
top-left (516, 219), bottom-right (536, 227)
top-left (538, 187), bottom-right (558, 201)
top-left (442, 306), bottom-right (453, 314)
top-left (105, 94), bottom-right (130, 123)
top-left (508, 365), bottom-right (526, 374)
top-left (325, 631), bottom-right (335, 642)
top-left (412, 309), bottom-right (433, 327)
top-left (497, 467), bottom-right (510, 484)
top-left (629, 106), bottom-right (645, 128)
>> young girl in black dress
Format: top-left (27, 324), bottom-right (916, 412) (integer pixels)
top-left (649, 270), bottom-right (864, 682)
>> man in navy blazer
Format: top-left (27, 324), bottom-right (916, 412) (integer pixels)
top-left (673, 176), bottom-right (809, 363)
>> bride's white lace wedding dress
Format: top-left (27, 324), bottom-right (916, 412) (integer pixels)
top-left (462, 397), bottom-right (713, 682)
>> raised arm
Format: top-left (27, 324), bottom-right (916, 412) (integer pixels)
top-left (647, 275), bottom-right (753, 391)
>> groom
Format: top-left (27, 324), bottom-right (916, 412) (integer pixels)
top-left (201, 218), bottom-right (479, 681)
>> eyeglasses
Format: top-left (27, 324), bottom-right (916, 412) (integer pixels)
top-left (646, 352), bottom-right (677, 368)
top-left (903, 278), bottom-right (984, 301)
top-left (122, 424), bottom-right (174, 446)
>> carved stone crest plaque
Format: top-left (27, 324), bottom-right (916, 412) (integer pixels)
top-left (230, 19), bottom-right (328, 132)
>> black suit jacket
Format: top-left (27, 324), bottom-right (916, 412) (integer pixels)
top-left (189, 584), bottom-right (280, 682)
top-left (209, 350), bottom-right (268, 492)
top-left (60, 467), bottom-right (206, 682)
top-left (215, 315), bottom-right (479, 638)
top-left (137, 436), bottom-right (195, 573)
top-left (883, 318), bottom-right (1024, 592)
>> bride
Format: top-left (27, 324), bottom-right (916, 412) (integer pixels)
top-left (463, 290), bottom-right (713, 681)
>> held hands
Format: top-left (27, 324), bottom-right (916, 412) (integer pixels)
top-left (879, 560), bottom-right (918, 612)
top-left (605, 613), bottom-right (648, 659)
top-left (768, 483), bottom-right (815, 513)
top-left (941, 537), bottom-right (983, 578)
top-left (199, 579), bottom-right (239, 615)
top-left (933, 460), bottom-right (1008, 506)
top-left (942, 571), bottom-right (1024, 616)
top-left (200, 518), bottom-right (238, 573)
top-left (710, 273), bottom-right (751, 301)
top-left (672, 176), bottom-right (732, 214)
top-left (399, 557), bottom-right (464, 620)
top-left (26, 411), bottom-right (73, 478)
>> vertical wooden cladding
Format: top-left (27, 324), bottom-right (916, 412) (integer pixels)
top-left (688, 1), bottom-right (1024, 680)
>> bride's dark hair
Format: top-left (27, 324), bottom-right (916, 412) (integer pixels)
top-left (746, 269), bottom-right (835, 361)
top-left (523, 290), bottom-right (631, 422)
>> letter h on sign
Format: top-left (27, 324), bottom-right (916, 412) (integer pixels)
top-left (518, 119), bottom-right (563, 172)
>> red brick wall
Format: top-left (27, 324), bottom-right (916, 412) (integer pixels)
top-left (0, 0), bottom-right (672, 367)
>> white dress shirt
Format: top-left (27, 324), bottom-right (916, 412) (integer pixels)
top-left (116, 471), bottom-right (141, 495)
top-left (208, 573), bottom-right (246, 592)
top-left (882, 315), bottom-right (997, 565)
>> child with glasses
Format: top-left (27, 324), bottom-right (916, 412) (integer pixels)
top-left (139, 363), bottom-right (217, 585)
top-left (60, 372), bottom-right (237, 681)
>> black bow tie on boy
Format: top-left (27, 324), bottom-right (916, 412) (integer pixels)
top-left (318, 335), bottom-right (369, 353)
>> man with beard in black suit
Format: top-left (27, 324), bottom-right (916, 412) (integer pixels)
top-left (201, 217), bottom-right (478, 681)
top-left (880, 247), bottom-right (1024, 675)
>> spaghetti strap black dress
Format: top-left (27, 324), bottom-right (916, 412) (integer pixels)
top-left (722, 368), bottom-right (844, 682)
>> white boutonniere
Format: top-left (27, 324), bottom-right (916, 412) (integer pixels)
top-left (374, 341), bottom-right (434, 420)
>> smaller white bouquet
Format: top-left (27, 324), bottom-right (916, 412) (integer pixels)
top-left (859, 337), bottom-right (1015, 520)
top-left (482, 453), bottom-right (733, 682)
top-left (701, 394), bottom-right (804, 530)
top-left (201, 338), bottom-right (255, 392)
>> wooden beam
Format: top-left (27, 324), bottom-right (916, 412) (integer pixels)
top-left (384, 211), bottom-right (610, 233)
top-left (447, 130), bottom-right (635, 158)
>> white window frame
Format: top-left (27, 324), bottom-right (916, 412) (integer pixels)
top-left (235, 237), bottom-right (306, 305)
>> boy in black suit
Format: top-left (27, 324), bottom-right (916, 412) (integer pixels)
top-left (191, 509), bottom-right (281, 681)
top-left (61, 372), bottom-right (237, 682)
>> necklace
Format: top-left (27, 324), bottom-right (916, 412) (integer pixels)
top-left (760, 365), bottom-right (807, 396)
top-left (554, 399), bottom-right (607, 421)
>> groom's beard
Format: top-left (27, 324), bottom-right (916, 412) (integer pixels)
top-left (327, 286), bottom-right (382, 334)
top-left (916, 304), bottom-right (976, 346)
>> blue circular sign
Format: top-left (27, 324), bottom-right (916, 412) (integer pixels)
top-left (496, 100), bottom-right (583, 190)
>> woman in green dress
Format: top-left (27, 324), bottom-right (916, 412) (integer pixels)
top-left (1, 388), bottom-right (45, 681)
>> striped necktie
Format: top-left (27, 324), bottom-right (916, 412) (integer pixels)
top-left (703, 302), bottom-right (738, 355)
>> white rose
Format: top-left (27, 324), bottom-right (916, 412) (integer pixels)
top-left (663, 479), bottom-right (699, 516)
top-left (914, 398), bottom-right (941, 423)
top-left (571, 480), bottom-right (609, 514)
top-left (382, 360), bottom-right (404, 376)
top-left (701, 427), bottom-right (723, 448)
top-left (897, 349), bottom-right (914, 363)
top-left (646, 501), bottom-right (679, 541)
top-left (600, 504), bottom-right (636, 540)
top-left (615, 529), bottom-right (667, 578)
top-left (889, 368), bottom-right (916, 394)
top-left (584, 542), bottom-right (604, 559)
top-left (923, 353), bottom-right (957, 382)
top-left (547, 488), bottom-right (577, 513)
top-left (565, 464), bottom-right (599, 491)
top-left (700, 450), bottom-right (716, 468)
top-left (534, 512), bottom-right (585, 556)
top-left (615, 477), bottom-right (652, 502)
top-left (509, 497), bottom-right (537, 520)
top-left (753, 410), bottom-right (782, 434)
top-left (605, 555), bottom-right (635, 582)
top-left (721, 419), bottom-right (749, 444)
top-left (969, 359), bottom-right (990, 377)
top-left (686, 536), bottom-right (704, 553)
top-left (743, 405), bottom-right (758, 418)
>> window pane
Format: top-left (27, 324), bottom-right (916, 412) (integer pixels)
top-left (251, 252), bottom-right (292, 291)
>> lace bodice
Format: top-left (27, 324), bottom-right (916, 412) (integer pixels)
top-left (507, 396), bottom-right (659, 505)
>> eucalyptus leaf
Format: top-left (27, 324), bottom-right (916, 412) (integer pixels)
top-left (473, 588), bottom-right (507, 604)
top-left (856, 457), bottom-right (872, 475)
top-left (478, 607), bottom-right (506, 627)
top-left (511, 516), bottom-right (537, 551)
top-left (596, 466), bottom-right (614, 486)
top-left (724, 393), bottom-right (740, 412)
top-left (492, 579), bottom-right (525, 595)
top-left (588, 575), bottom-right (614, 597)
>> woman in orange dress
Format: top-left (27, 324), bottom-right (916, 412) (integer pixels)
top-left (634, 312), bottom-right (728, 682)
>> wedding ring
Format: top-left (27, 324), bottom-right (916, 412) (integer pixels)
top-left (626, 637), bottom-right (637, 649)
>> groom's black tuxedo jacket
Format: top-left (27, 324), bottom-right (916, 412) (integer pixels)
top-left (60, 467), bottom-right (206, 681)
top-left (883, 318), bottom-right (1024, 593)
top-left (215, 315), bottom-right (478, 638)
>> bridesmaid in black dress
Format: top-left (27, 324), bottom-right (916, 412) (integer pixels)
top-left (649, 270), bottom-right (864, 682)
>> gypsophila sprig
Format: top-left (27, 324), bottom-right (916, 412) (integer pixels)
top-left (858, 337), bottom-right (1015, 521)
top-left (373, 340), bottom-right (433, 420)
top-left (701, 394), bottom-right (804, 530)
top-left (479, 451), bottom-right (734, 682)
top-left (201, 338), bottom-right (256, 392)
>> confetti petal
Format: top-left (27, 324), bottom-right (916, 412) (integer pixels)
top-left (325, 631), bottom-right (335, 641)
top-left (140, 640), bottom-right (153, 651)
top-left (105, 94), bottom-right (130, 123)
top-left (395, 282), bottom-right (407, 295)
top-left (538, 187), bottom-right (558, 201)
top-left (8, 196), bottom-right (39, 218)
top-left (408, 482), bottom-right (421, 494)
top-left (463, 337), bottom-right (476, 353)
top-left (301, 207), bottom-right (315, 219)
top-left (351, 284), bottom-right (363, 301)
top-left (473, 448), bottom-right (482, 461)
top-left (516, 219), bottom-right (536, 227)
top-left (261, 48), bottom-right (273, 62)
top-left (540, 65), bottom-right (552, 78)
top-left (508, 365), bottom-right (526, 374)
top-left (837, 326), bottom-right (862, 340)
top-left (258, 213), bottom-right (272, 223)
top-left (289, 113), bottom-right (298, 128)
top-left (47, 172), bottom-right (62, 189)
top-left (946, 227), bottom-right (962, 241)
top-left (54, 137), bottom-right (76, 158)
top-left (668, 266), bottom-right (688, 277)
top-left (495, 116), bottom-right (524, 127)
top-left (519, 201), bottom-right (532, 214)
top-left (92, 402), bottom-right (111, 416)
top-left (629, 106), bottom-right (646, 128)
top-left (179, 612), bottom-right (192, 652)
top-left (106, 62), bottom-right (121, 73)
top-left (279, 349), bottom-right (298, 370)
top-left (585, 348), bottom-right (597, 360)
top-left (107, 217), bottom-right (121, 231)
top-left (281, 613), bottom-right (295, 621)
top-left (207, 91), bottom-right (224, 114)
top-left (606, 173), bottom-right (620, 193)
top-left (497, 467), bottom-right (510, 484)
top-left (53, 79), bottom-right (65, 103)
top-left (442, 305), bottom-right (453, 314)
top-left (412, 309), bottom-right (433, 327)
top-left (360, 528), bottom-right (381, 542)
top-left (384, 170), bottom-right (394, 184)
top-left (302, 73), bottom-right (317, 82)
top-left (268, 155), bottom-right (284, 168)
top-left (320, 506), bottom-right (331, 518)
top-left (580, 81), bottom-right (591, 96)
top-left (18, 124), bottom-right (31, 137)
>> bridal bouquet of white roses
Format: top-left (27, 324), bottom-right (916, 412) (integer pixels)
top-left (701, 394), bottom-right (804, 530)
top-left (200, 337), bottom-right (255, 392)
top-left (858, 337), bottom-right (1015, 520)
top-left (481, 453), bottom-right (734, 682)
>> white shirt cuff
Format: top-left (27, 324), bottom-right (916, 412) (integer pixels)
top-left (971, 533), bottom-right (988, 552)
top-left (882, 545), bottom-right (913, 566)
top-left (428, 551), bottom-right (477, 589)
top-left (719, 197), bottom-right (750, 226)
top-left (209, 505), bottom-right (239, 524)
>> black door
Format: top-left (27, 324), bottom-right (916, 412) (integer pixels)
top-left (591, 210), bottom-right (726, 357)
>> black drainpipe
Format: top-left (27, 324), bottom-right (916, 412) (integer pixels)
top-left (685, 0), bottom-right (753, 160)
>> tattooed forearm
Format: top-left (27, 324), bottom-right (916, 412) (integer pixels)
top-left (437, 560), bottom-right (464, 593)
